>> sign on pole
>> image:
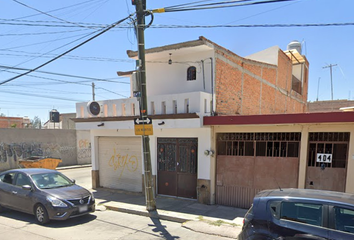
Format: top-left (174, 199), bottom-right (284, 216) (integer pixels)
top-left (134, 117), bottom-right (153, 135)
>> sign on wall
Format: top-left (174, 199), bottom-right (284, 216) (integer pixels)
top-left (316, 153), bottom-right (332, 163)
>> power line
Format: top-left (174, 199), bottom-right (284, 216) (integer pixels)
top-left (0, 13), bottom-right (134, 86)
top-left (11, 0), bottom-right (92, 29)
top-left (153, 0), bottom-right (297, 13)
top-left (0, 65), bottom-right (130, 83)
top-left (148, 23), bottom-right (354, 28)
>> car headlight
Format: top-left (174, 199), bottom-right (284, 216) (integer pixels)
top-left (47, 196), bottom-right (68, 207)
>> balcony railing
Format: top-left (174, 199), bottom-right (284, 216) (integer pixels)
top-left (76, 92), bottom-right (213, 119)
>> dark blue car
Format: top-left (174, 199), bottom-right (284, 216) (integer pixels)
top-left (238, 188), bottom-right (354, 240)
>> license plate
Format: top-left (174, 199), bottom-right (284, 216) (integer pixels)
top-left (78, 205), bottom-right (88, 213)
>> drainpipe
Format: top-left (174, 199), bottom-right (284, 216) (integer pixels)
top-left (210, 57), bottom-right (214, 116)
top-left (201, 60), bottom-right (205, 90)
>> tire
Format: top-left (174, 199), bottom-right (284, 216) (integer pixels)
top-left (34, 204), bottom-right (49, 225)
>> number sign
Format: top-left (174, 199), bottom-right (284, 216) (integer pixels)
top-left (316, 153), bottom-right (332, 163)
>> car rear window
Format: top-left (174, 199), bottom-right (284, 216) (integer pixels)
top-left (280, 202), bottom-right (323, 226)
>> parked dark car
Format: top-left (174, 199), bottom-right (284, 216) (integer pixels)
top-left (238, 188), bottom-right (354, 240)
top-left (0, 168), bottom-right (95, 224)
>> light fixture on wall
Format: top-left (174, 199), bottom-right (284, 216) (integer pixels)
top-left (97, 123), bottom-right (104, 127)
top-left (168, 53), bottom-right (172, 65)
top-left (204, 150), bottom-right (215, 157)
top-left (158, 121), bottom-right (165, 125)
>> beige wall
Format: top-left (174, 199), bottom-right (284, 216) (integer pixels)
top-left (0, 128), bottom-right (78, 171)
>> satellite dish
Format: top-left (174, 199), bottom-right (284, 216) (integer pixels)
top-left (87, 101), bottom-right (101, 116)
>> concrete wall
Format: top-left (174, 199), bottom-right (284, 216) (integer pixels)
top-left (0, 129), bottom-right (78, 171)
top-left (76, 130), bottom-right (91, 165)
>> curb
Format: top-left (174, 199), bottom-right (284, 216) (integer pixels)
top-left (56, 164), bottom-right (92, 170)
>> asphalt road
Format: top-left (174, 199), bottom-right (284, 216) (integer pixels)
top-left (0, 167), bottom-right (234, 240)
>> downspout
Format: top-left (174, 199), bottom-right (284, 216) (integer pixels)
top-left (210, 57), bottom-right (214, 116)
top-left (201, 60), bottom-right (205, 90)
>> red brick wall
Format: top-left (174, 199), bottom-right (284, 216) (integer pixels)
top-left (0, 117), bottom-right (24, 128)
top-left (214, 47), bottom-right (308, 116)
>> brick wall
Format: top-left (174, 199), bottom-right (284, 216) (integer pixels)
top-left (0, 117), bottom-right (25, 128)
top-left (214, 47), bottom-right (308, 116)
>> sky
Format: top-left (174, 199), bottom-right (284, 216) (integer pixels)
top-left (1, 0), bottom-right (353, 122)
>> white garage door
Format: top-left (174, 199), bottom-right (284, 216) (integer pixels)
top-left (98, 137), bottom-right (142, 192)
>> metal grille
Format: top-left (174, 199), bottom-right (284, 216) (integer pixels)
top-left (217, 132), bottom-right (301, 157)
top-left (307, 132), bottom-right (349, 169)
top-left (67, 196), bottom-right (90, 205)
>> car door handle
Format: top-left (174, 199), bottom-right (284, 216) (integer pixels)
top-left (12, 191), bottom-right (17, 194)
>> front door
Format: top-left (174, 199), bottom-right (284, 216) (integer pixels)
top-left (306, 132), bottom-right (349, 192)
top-left (157, 138), bottom-right (197, 199)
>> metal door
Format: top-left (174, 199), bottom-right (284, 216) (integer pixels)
top-left (306, 132), bottom-right (349, 192)
top-left (157, 138), bottom-right (198, 199)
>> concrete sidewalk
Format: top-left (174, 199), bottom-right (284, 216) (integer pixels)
top-left (93, 187), bottom-right (247, 239)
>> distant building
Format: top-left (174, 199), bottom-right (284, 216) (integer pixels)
top-left (43, 113), bottom-right (76, 129)
top-left (0, 116), bottom-right (30, 128)
top-left (308, 100), bottom-right (354, 112)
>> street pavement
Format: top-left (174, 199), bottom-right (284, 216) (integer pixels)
top-left (59, 165), bottom-right (248, 239)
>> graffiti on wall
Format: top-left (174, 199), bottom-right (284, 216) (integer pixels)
top-left (108, 148), bottom-right (138, 179)
top-left (0, 142), bottom-right (76, 163)
top-left (78, 139), bottom-right (91, 161)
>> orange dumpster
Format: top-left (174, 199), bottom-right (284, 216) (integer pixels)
top-left (19, 157), bottom-right (62, 170)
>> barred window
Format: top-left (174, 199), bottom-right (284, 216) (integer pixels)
top-left (187, 66), bottom-right (196, 81)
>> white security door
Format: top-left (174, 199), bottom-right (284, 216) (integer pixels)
top-left (98, 137), bottom-right (142, 192)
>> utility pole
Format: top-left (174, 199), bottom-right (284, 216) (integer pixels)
top-left (92, 82), bottom-right (95, 101)
top-left (323, 64), bottom-right (337, 100)
top-left (132, 0), bottom-right (156, 211)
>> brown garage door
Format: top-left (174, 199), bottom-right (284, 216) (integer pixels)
top-left (216, 132), bottom-right (300, 208)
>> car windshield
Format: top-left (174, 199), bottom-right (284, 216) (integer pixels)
top-left (31, 172), bottom-right (74, 189)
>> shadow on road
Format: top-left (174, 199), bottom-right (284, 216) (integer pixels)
top-left (149, 216), bottom-right (181, 240)
top-left (0, 209), bottom-right (96, 228)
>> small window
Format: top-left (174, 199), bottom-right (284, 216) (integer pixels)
top-left (187, 66), bottom-right (196, 81)
top-left (280, 202), bottom-right (322, 226)
top-left (334, 207), bottom-right (354, 233)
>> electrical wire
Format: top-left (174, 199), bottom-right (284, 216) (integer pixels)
top-left (11, 0), bottom-right (93, 29)
top-left (0, 65), bottom-right (130, 83)
top-left (153, 0), bottom-right (297, 13)
top-left (0, 13), bottom-right (134, 86)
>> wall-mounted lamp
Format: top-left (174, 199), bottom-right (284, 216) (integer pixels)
top-left (97, 123), bottom-right (104, 127)
top-left (168, 53), bottom-right (172, 65)
top-left (204, 150), bottom-right (214, 157)
top-left (158, 121), bottom-right (165, 125)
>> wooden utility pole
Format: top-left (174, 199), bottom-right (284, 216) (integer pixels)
top-left (323, 64), bottom-right (337, 100)
top-left (133, 0), bottom-right (156, 211)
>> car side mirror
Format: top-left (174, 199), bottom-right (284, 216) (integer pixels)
top-left (22, 185), bottom-right (32, 191)
top-left (71, 179), bottom-right (76, 184)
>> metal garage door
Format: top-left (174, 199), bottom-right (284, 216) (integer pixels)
top-left (98, 137), bottom-right (142, 192)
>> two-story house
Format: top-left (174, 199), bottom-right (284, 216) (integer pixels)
top-left (74, 36), bottom-right (310, 206)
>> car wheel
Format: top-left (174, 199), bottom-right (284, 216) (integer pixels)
top-left (34, 204), bottom-right (49, 224)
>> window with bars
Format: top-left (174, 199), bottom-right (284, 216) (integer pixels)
top-left (187, 66), bottom-right (196, 81)
top-left (307, 132), bottom-right (349, 169)
top-left (217, 132), bottom-right (301, 157)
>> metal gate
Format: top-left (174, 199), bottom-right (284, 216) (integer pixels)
top-left (306, 132), bottom-right (349, 192)
top-left (157, 138), bottom-right (198, 199)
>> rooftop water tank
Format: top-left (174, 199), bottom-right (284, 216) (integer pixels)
top-left (287, 40), bottom-right (302, 54)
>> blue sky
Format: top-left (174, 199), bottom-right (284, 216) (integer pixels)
top-left (0, 0), bottom-right (353, 121)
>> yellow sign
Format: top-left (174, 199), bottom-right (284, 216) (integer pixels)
top-left (134, 124), bottom-right (153, 135)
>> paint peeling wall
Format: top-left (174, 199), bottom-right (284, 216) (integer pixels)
top-left (0, 129), bottom-right (77, 171)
